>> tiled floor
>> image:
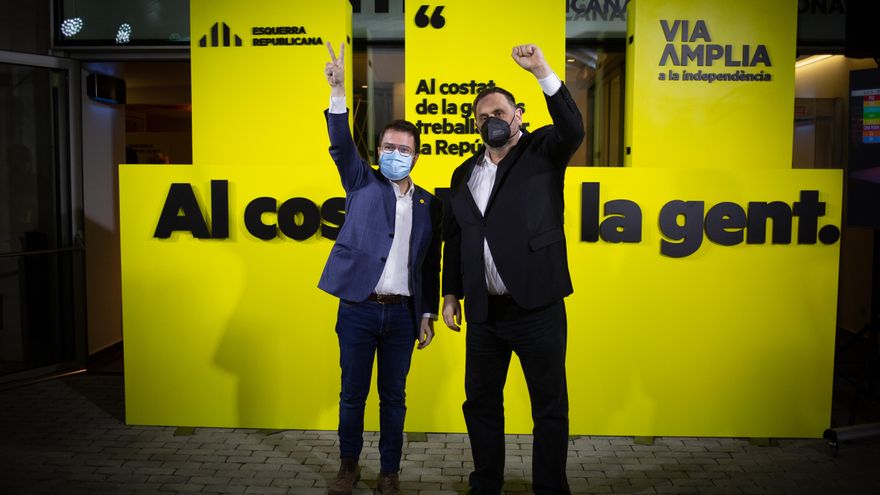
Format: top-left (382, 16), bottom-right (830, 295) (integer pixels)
top-left (1, 371), bottom-right (879, 494)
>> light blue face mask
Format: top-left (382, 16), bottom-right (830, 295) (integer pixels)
top-left (378, 150), bottom-right (414, 181)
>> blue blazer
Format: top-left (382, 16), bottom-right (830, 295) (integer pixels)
top-left (318, 110), bottom-right (441, 331)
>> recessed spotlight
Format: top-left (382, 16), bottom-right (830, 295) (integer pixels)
top-left (61, 17), bottom-right (84, 37)
top-left (116, 23), bottom-right (132, 44)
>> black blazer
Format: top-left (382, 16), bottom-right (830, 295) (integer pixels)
top-left (442, 83), bottom-right (585, 323)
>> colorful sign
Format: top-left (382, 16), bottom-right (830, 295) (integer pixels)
top-left (859, 92), bottom-right (880, 143)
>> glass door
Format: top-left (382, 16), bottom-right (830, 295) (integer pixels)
top-left (0, 51), bottom-right (85, 383)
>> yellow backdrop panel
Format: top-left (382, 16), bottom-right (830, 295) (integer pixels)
top-left (624, 0), bottom-right (796, 169)
top-left (121, 164), bottom-right (841, 436)
top-left (121, 166), bottom-right (346, 428)
top-left (120, 0), bottom-right (841, 437)
top-left (190, 0), bottom-right (352, 166)
top-left (122, 0), bottom-right (353, 427)
top-left (404, 0), bottom-right (564, 187)
top-left (401, 0), bottom-right (565, 433)
top-left (563, 167), bottom-right (840, 437)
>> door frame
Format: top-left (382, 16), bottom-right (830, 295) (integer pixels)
top-left (0, 50), bottom-right (87, 385)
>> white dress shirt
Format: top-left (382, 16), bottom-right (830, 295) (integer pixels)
top-left (332, 95), bottom-right (413, 296)
top-left (374, 178), bottom-right (414, 296)
top-left (467, 152), bottom-right (512, 295)
top-left (328, 96), bottom-right (436, 320)
top-left (329, 96), bottom-right (346, 114)
top-left (468, 72), bottom-right (563, 295)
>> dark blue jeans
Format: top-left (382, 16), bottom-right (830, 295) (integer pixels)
top-left (335, 299), bottom-right (415, 474)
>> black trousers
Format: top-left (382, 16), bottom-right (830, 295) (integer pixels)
top-left (463, 297), bottom-right (570, 495)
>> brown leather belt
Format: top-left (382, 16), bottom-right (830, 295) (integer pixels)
top-left (367, 293), bottom-right (410, 304)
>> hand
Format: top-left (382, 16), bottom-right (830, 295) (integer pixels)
top-left (442, 295), bottom-right (462, 331)
top-left (417, 318), bottom-right (435, 350)
top-left (511, 44), bottom-right (551, 79)
top-left (325, 42), bottom-right (345, 97)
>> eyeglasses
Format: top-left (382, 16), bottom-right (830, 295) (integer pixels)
top-left (381, 143), bottom-right (414, 157)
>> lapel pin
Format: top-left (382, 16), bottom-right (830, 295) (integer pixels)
top-left (419, 198), bottom-right (425, 204)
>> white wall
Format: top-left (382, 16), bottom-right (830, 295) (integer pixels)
top-left (795, 56), bottom-right (878, 98)
top-left (81, 63), bottom-right (126, 354)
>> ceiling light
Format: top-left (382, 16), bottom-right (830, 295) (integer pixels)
top-left (795, 54), bottom-right (833, 69)
top-left (116, 23), bottom-right (132, 44)
top-left (61, 17), bottom-right (83, 37)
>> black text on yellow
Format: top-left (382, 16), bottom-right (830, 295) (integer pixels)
top-left (581, 183), bottom-right (841, 258)
top-left (153, 180), bottom-right (345, 241)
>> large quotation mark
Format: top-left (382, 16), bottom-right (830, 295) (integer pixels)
top-left (415, 5), bottom-right (446, 29)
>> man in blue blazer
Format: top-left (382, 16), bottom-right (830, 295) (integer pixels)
top-left (319, 43), bottom-right (441, 495)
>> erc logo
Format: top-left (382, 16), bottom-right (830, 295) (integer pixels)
top-left (199, 22), bottom-right (242, 48)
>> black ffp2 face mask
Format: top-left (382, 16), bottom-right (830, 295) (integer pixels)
top-left (480, 112), bottom-right (518, 148)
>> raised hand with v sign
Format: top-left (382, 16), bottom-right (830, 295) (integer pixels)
top-left (324, 41), bottom-right (345, 97)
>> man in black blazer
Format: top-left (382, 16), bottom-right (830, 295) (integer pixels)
top-left (441, 44), bottom-right (584, 495)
